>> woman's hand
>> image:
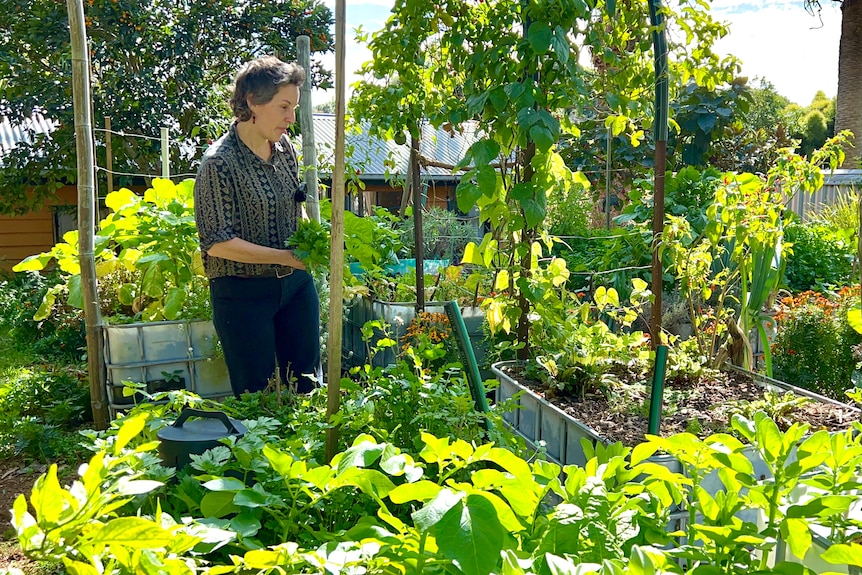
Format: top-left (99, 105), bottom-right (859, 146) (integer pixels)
top-left (283, 249), bottom-right (306, 271)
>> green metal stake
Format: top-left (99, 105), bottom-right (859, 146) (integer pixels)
top-left (443, 301), bottom-right (492, 431)
top-left (648, 344), bottom-right (669, 435)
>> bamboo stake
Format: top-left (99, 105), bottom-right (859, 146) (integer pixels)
top-left (325, 0), bottom-right (346, 463)
top-left (67, 0), bottom-right (107, 428)
top-left (105, 117), bottom-right (113, 194)
top-left (161, 127), bottom-right (170, 179)
top-left (297, 35), bottom-right (321, 223)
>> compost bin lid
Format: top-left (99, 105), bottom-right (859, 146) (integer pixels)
top-left (157, 408), bottom-right (247, 443)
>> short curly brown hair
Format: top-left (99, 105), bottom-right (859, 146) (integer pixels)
top-left (229, 56), bottom-right (306, 122)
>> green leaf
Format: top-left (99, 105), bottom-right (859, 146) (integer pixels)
top-left (504, 82), bottom-right (526, 101)
top-left (847, 306), bottom-right (862, 334)
top-left (517, 107), bottom-right (539, 129)
top-left (163, 287), bottom-right (186, 320)
top-left (62, 558), bottom-right (101, 575)
top-left (469, 140), bottom-right (501, 167)
top-left (203, 477), bottom-right (246, 492)
top-left (510, 182), bottom-right (533, 201)
top-left (530, 124), bottom-right (555, 152)
top-left (388, 480), bottom-right (442, 504)
top-left (594, 286), bottom-right (620, 308)
top-left (551, 27), bottom-right (570, 65)
top-left (30, 465), bottom-right (65, 525)
top-left (520, 196), bottom-right (547, 229)
top-left (457, 180), bottom-right (483, 213)
top-left (697, 113), bottom-right (717, 134)
top-left (262, 444), bottom-right (296, 478)
top-left (230, 514), bottom-right (262, 538)
top-left (338, 439), bottom-right (385, 472)
top-left (527, 22), bottom-right (553, 54)
top-left (118, 283), bottom-right (136, 306)
top-left (12, 252), bottom-right (52, 272)
top-left (481, 447), bottom-right (532, 482)
top-left (114, 412), bottom-right (147, 455)
top-left (476, 165), bottom-right (498, 197)
top-left (67, 274), bottom-right (83, 309)
top-left (780, 517), bottom-right (812, 559)
top-left (434, 494), bottom-right (505, 575)
top-left (821, 543), bottom-right (862, 567)
top-left (234, 489), bottom-right (269, 508)
top-left (93, 517), bottom-right (175, 548)
top-left (141, 264), bottom-right (166, 299)
top-left (116, 479), bottom-right (163, 496)
top-left (32, 290), bottom-right (57, 321)
top-left (412, 488), bottom-right (463, 532)
top-left (489, 86), bottom-right (507, 113)
top-left (200, 491), bottom-right (240, 518)
top-left (545, 553), bottom-right (580, 575)
top-left (461, 242), bottom-right (484, 266)
top-left (334, 467), bottom-right (396, 500)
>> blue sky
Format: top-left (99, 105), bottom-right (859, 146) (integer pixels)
top-left (315, 0), bottom-right (841, 107)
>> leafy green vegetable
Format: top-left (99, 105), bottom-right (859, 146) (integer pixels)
top-left (287, 219), bottom-right (331, 274)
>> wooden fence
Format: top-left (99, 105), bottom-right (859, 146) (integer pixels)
top-left (786, 169), bottom-right (862, 221)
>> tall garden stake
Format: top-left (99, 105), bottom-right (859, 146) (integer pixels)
top-left (648, 0), bottom-right (669, 344)
top-left (647, 0), bottom-right (670, 430)
top-left (298, 35), bottom-right (321, 224)
top-left (325, 0), bottom-right (346, 463)
top-left (411, 133), bottom-right (425, 312)
top-left (67, 0), bottom-right (108, 428)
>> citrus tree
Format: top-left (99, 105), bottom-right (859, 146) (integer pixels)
top-left (0, 0), bottom-right (334, 215)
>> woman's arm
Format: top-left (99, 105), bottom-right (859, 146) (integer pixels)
top-left (207, 237), bottom-right (306, 270)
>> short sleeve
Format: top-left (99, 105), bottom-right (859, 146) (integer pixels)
top-left (194, 156), bottom-right (237, 252)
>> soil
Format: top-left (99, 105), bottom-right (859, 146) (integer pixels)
top-left (0, 457), bottom-right (71, 574)
top-left (497, 364), bottom-right (861, 447)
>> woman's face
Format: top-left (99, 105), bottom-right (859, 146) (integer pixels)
top-left (249, 83), bottom-right (300, 141)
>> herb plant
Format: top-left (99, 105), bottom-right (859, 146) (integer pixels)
top-left (286, 218), bottom-right (331, 274)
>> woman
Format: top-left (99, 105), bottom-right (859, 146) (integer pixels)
top-left (195, 55), bottom-right (320, 397)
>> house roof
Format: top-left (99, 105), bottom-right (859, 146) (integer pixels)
top-left (0, 113), bottom-right (54, 155)
top-left (309, 114), bottom-right (479, 181)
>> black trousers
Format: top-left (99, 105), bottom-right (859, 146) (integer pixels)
top-left (210, 272), bottom-right (321, 396)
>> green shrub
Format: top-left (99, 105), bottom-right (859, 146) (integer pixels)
top-left (546, 181), bottom-right (592, 237)
top-left (0, 270), bottom-right (86, 361)
top-left (772, 289), bottom-right (862, 399)
top-left (553, 227), bottom-right (653, 297)
top-left (0, 365), bottom-right (91, 462)
top-left (782, 222), bottom-right (854, 292)
top-left (397, 206), bottom-right (478, 262)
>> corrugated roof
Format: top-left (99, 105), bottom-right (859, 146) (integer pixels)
top-left (0, 113), bottom-right (55, 156)
top-left (310, 114), bottom-right (478, 180)
top-left (823, 169), bottom-right (862, 186)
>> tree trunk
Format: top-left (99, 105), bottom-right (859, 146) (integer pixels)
top-left (836, 0), bottom-right (862, 166)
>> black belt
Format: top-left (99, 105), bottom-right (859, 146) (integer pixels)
top-left (233, 266), bottom-right (295, 279)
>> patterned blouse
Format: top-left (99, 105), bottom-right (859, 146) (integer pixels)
top-left (194, 122), bottom-right (302, 279)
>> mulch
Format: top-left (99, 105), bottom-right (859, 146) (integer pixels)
top-left (497, 364), bottom-right (861, 447)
